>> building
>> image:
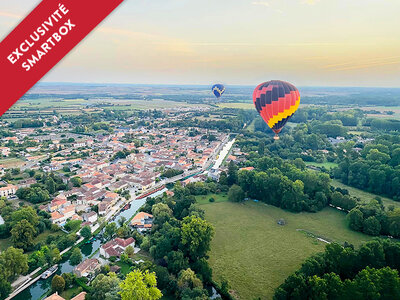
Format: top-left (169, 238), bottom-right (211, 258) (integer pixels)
top-left (131, 212), bottom-right (153, 233)
top-left (100, 237), bottom-right (135, 259)
top-left (44, 292), bottom-right (87, 300)
top-left (74, 258), bottom-right (100, 277)
top-left (82, 211), bottom-right (98, 224)
top-left (0, 184), bottom-right (16, 198)
top-left (50, 211), bottom-right (67, 225)
top-left (0, 147), bottom-right (10, 157)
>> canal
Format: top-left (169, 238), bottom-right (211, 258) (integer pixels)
top-left (11, 191), bottom-right (165, 300)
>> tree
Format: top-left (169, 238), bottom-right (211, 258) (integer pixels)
top-left (118, 216), bottom-right (127, 227)
top-left (61, 273), bottom-right (73, 288)
top-left (52, 248), bottom-right (61, 264)
top-left (347, 209), bottom-right (364, 231)
top-left (11, 219), bottom-right (36, 250)
top-left (91, 273), bottom-right (121, 300)
top-left (26, 187), bottom-right (50, 203)
top-left (227, 161), bottom-right (238, 185)
top-left (65, 220), bottom-right (82, 232)
top-left (152, 203), bottom-right (173, 226)
top-left (293, 158), bottom-right (306, 170)
top-left (125, 245), bottom-right (135, 258)
top-left (167, 250), bottom-right (189, 275)
top-left (10, 206), bottom-right (39, 227)
top-left (51, 275), bottom-right (65, 294)
top-left (0, 247), bottom-right (28, 280)
top-left (363, 216), bottom-right (381, 236)
top-left (46, 177), bottom-right (56, 194)
top-left (80, 225), bottom-right (92, 239)
top-left (0, 273), bottom-right (11, 300)
top-left (119, 270), bottom-right (162, 300)
top-left (180, 216), bottom-right (214, 261)
top-left (177, 268), bottom-right (203, 290)
top-left (258, 141), bottom-right (265, 156)
top-left (69, 248), bottom-right (82, 266)
top-left (105, 223), bottom-right (117, 240)
top-left (228, 184), bottom-right (245, 203)
top-left (70, 176), bottom-right (82, 187)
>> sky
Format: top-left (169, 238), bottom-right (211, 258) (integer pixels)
top-left (0, 0), bottom-right (399, 87)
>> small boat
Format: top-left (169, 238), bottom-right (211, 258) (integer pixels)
top-left (41, 265), bottom-right (58, 279)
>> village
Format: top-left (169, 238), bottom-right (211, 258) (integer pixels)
top-left (0, 108), bottom-right (247, 300)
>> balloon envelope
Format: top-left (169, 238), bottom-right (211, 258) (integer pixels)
top-left (212, 84), bottom-right (225, 98)
top-left (253, 80), bottom-right (300, 136)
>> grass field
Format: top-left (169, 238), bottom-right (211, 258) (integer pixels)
top-left (246, 119), bottom-right (256, 132)
top-left (200, 201), bottom-right (372, 300)
top-left (34, 230), bottom-right (66, 246)
top-left (60, 286), bottom-right (81, 300)
top-left (331, 179), bottom-right (400, 209)
top-left (195, 193), bottom-right (228, 205)
top-left (0, 158), bottom-right (25, 168)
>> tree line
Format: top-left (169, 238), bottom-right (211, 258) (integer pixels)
top-left (275, 239), bottom-right (400, 299)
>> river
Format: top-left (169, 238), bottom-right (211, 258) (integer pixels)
top-left (11, 189), bottom-right (166, 300)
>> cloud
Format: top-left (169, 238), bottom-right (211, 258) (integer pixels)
top-left (251, 1), bottom-right (270, 7)
top-left (0, 11), bottom-right (22, 19)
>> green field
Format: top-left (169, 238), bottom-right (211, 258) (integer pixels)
top-left (0, 158), bottom-right (25, 168)
top-left (331, 179), bottom-right (400, 209)
top-left (246, 119), bottom-right (256, 132)
top-left (200, 201), bottom-right (372, 300)
top-left (195, 193), bottom-right (228, 205)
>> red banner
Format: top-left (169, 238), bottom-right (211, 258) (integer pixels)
top-left (0, 0), bottom-right (124, 116)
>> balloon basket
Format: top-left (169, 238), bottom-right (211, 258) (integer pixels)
top-left (273, 134), bottom-right (280, 140)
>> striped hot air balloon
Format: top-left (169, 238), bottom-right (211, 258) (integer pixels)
top-left (253, 80), bottom-right (300, 140)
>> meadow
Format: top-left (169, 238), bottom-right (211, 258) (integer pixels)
top-left (199, 200), bottom-right (373, 300)
top-left (331, 179), bottom-right (400, 209)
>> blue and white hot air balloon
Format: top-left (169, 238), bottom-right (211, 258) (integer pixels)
top-left (211, 84), bottom-right (225, 99)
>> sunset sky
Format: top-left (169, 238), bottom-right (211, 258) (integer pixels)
top-left (0, 0), bottom-right (399, 87)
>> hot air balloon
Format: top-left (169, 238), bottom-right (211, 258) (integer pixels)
top-left (253, 80), bottom-right (300, 140)
top-left (212, 84), bottom-right (225, 99)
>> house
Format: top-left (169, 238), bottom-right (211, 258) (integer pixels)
top-left (98, 200), bottom-right (111, 216)
top-left (17, 178), bottom-right (37, 188)
top-left (239, 167), bottom-right (254, 171)
top-left (0, 184), bottom-right (16, 198)
top-left (0, 147), bottom-right (10, 157)
top-left (26, 146), bottom-right (41, 152)
top-left (44, 292), bottom-right (87, 300)
top-left (131, 212), bottom-right (153, 233)
top-left (74, 258), bottom-right (100, 277)
top-left (100, 237), bottom-right (135, 259)
top-left (50, 211), bottom-right (67, 225)
top-left (82, 211), bottom-right (98, 224)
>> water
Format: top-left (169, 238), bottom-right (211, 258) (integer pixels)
top-left (113, 198), bottom-right (146, 225)
top-left (12, 196), bottom-right (150, 300)
top-left (12, 239), bottom-right (103, 300)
